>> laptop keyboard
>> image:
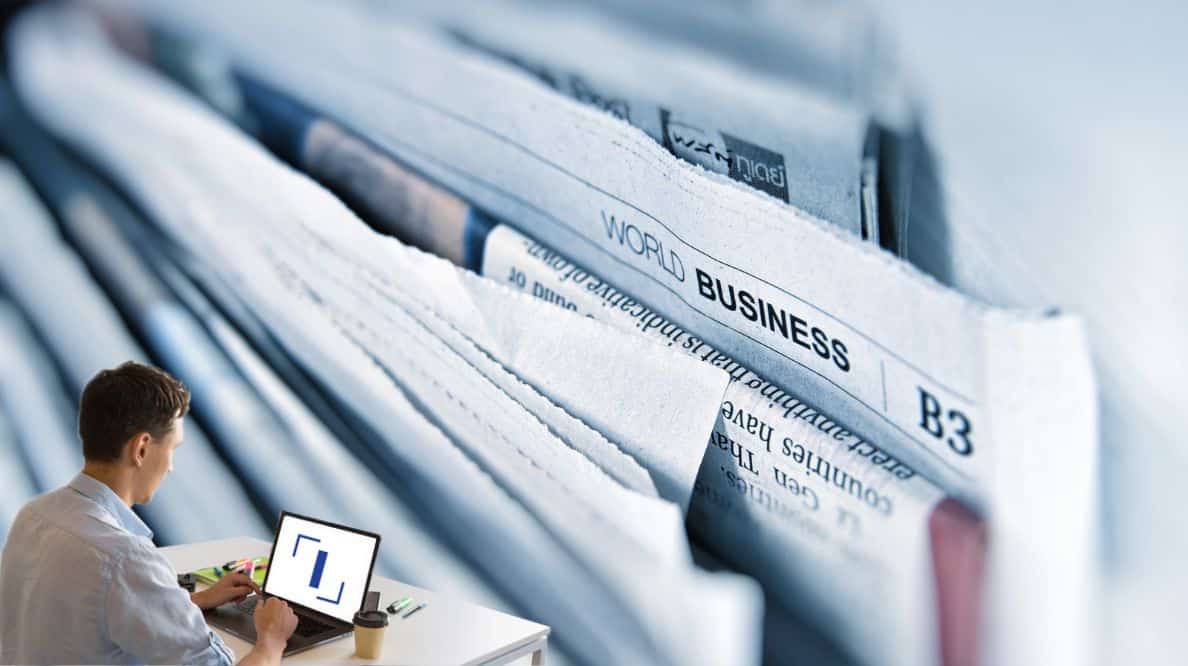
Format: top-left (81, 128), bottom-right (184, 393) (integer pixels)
top-left (236, 596), bottom-right (334, 638)
top-left (293, 615), bottom-right (333, 637)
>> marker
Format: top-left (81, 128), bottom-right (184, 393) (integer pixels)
top-left (386, 596), bottom-right (412, 615)
top-left (402, 602), bottom-right (427, 619)
top-left (224, 557), bottom-right (254, 571)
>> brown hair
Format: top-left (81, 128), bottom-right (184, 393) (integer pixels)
top-left (78, 361), bottom-right (190, 462)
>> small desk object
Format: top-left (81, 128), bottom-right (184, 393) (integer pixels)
top-left (161, 537), bottom-right (549, 665)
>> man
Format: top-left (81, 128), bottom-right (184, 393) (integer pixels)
top-left (0, 361), bottom-right (297, 665)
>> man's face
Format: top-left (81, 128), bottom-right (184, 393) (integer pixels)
top-left (134, 417), bottom-right (183, 504)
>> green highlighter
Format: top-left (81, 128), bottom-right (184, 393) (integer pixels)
top-left (385, 596), bottom-right (413, 615)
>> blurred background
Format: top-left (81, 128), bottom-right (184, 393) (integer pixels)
top-left (869, 2), bottom-right (1187, 660)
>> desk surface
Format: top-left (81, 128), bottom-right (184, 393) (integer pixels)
top-left (162, 537), bottom-right (549, 665)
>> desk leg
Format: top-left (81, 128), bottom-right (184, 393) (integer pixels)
top-left (531, 645), bottom-right (546, 665)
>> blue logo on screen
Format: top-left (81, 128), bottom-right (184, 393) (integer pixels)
top-left (292, 534), bottom-right (345, 605)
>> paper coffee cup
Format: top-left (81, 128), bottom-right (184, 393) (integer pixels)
top-left (353, 610), bottom-right (389, 659)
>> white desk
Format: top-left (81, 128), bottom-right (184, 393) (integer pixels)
top-left (162, 537), bottom-right (549, 665)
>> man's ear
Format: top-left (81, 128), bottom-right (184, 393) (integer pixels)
top-left (130, 432), bottom-right (151, 468)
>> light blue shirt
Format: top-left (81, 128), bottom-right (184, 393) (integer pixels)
top-left (0, 473), bottom-right (235, 665)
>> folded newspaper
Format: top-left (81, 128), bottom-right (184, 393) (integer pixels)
top-left (7, 3), bottom-right (1101, 665)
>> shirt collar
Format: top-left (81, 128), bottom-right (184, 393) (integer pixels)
top-left (67, 472), bottom-right (154, 540)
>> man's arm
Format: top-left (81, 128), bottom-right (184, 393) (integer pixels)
top-left (104, 544), bottom-right (298, 665)
top-left (191, 571), bottom-right (260, 610)
top-left (236, 636), bottom-right (287, 666)
top-left (103, 544), bottom-right (239, 665)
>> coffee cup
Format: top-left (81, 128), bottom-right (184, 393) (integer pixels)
top-left (353, 609), bottom-right (389, 659)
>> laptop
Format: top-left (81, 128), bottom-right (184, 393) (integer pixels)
top-left (204, 511), bottom-right (382, 657)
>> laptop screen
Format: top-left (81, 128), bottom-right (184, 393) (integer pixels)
top-left (262, 513), bottom-right (381, 624)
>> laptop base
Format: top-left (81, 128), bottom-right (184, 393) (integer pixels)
top-left (205, 596), bottom-right (352, 657)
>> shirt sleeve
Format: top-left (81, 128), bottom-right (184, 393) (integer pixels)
top-left (103, 542), bottom-right (236, 666)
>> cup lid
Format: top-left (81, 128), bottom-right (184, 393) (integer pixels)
top-left (353, 609), bottom-right (389, 628)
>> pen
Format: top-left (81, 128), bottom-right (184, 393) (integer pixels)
top-left (402, 602), bottom-right (427, 619)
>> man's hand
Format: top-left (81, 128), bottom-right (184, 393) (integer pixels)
top-left (190, 572), bottom-right (260, 610)
top-left (236, 598), bottom-right (297, 666)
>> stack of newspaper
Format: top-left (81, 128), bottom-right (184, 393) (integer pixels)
top-left (0, 2), bottom-right (1104, 664)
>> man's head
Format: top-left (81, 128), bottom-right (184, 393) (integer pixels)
top-left (78, 361), bottom-right (190, 504)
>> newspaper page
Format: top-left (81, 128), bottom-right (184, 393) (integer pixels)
top-left (386, 0), bottom-right (876, 241)
top-left (115, 41), bottom-right (972, 659)
top-left (110, 2), bottom-right (1100, 664)
top-left (482, 222), bottom-right (974, 664)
